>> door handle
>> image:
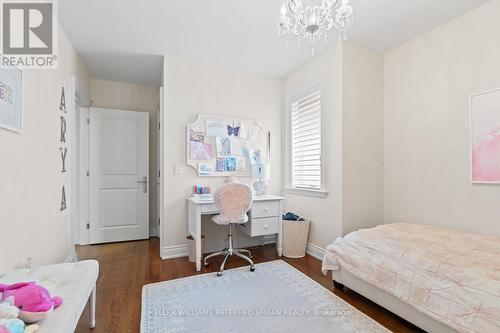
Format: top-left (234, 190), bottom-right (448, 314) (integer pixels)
top-left (138, 176), bottom-right (148, 193)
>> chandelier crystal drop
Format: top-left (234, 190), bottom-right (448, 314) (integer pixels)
top-left (276, 0), bottom-right (354, 55)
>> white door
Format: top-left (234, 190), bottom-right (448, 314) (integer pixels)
top-left (89, 108), bottom-right (149, 244)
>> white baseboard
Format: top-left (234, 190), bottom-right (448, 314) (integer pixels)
top-left (160, 238), bottom-right (324, 262)
top-left (305, 243), bottom-right (326, 261)
top-left (262, 234), bottom-right (277, 245)
top-left (161, 244), bottom-right (188, 259)
top-left (161, 235), bottom-right (277, 260)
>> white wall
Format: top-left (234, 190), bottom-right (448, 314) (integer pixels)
top-left (0, 27), bottom-right (91, 272)
top-left (342, 43), bottom-right (384, 235)
top-left (284, 47), bottom-right (344, 249)
top-left (90, 79), bottom-right (159, 113)
top-left (90, 79), bottom-right (160, 236)
top-left (161, 57), bottom-right (283, 253)
top-left (283, 44), bottom-right (384, 249)
top-left (384, 0), bottom-right (500, 235)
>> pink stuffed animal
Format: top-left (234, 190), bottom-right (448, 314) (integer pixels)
top-left (0, 282), bottom-right (62, 323)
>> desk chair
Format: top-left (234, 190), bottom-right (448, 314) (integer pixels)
top-left (203, 183), bottom-right (255, 276)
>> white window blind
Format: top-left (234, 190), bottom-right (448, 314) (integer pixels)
top-left (291, 89), bottom-right (322, 190)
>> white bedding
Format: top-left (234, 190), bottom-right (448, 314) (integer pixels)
top-left (322, 223), bottom-right (500, 333)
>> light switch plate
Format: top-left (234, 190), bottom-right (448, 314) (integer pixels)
top-left (174, 164), bottom-right (183, 175)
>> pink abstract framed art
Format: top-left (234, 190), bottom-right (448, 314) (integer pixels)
top-left (470, 88), bottom-right (500, 183)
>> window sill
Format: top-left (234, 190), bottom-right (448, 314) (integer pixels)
top-left (285, 187), bottom-right (329, 198)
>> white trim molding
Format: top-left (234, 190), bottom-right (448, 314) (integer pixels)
top-left (161, 239), bottom-right (325, 262)
top-left (285, 187), bottom-right (329, 198)
top-left (161, 245), bottom-right (189, 259)
top-left (261, 235), bottom-right (277, 245)
top-left (305, 243), bottom-right (326, 261)
top-left (161, 235), bottom-right (277, 260)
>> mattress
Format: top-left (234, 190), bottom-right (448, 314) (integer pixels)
top-left (322, 223), bottom-right (500, 333)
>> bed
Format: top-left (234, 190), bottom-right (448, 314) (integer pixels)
top-left (321, 223), bottom-right (500, 333)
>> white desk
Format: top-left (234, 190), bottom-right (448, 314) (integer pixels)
top-left (187, 195), bottom-right (284, 271)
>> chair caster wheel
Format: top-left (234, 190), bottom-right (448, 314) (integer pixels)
top-left (217, 271), bottom-right (223, 277)
top-left (203, 261), bottom-right (209, 267)
top-left (250, 266), bottom-right (255, 272)
top-left (249, 256), bottom-right (253, 259)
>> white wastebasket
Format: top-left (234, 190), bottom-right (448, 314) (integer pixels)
top-left (282, 219), bottom-right (310, 259)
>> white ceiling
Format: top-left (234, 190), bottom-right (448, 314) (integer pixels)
top-left (58, 0), bottom-right (491, 86)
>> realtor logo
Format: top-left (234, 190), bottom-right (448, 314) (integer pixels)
top-left (1, 0), bottom-right (58, 69)
top-left (3, 2), bottom-right (53, 54)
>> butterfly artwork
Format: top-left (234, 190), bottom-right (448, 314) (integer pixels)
top-left (227, 121), bottom-right (240, 137)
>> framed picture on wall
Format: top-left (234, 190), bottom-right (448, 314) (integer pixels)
top-left (470, 88), bottom-right (500, 183)
top-left (0, 63), bottom-right (22, 133)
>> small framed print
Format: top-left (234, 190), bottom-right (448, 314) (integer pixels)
top-left (0, 63), bottom-right (22, 133)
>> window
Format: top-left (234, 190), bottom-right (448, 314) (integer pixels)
top-left (289, 88), bottom-right (323, 192)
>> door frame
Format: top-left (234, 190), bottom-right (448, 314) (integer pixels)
top-left (85, 107), bottom-right (150, 244)
top-left (158, 87), bottom-right (165, 255)
top-left (68, 75), bottom-right (92, 246)
top-left (75, 105), bottom-right (155, 245)
top-left (154, 104), bottom-right (160, 237)
top-left (76, 101), bottom-right (91, 245)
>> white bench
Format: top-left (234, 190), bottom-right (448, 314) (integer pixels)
top-left (0, 260), bottom-right (99, 333)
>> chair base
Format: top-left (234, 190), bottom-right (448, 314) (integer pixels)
top-left (203, 224), bottom-right (255, 276)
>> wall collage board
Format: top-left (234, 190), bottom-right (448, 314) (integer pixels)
top-left (186, 115), bottom-right (270, 177)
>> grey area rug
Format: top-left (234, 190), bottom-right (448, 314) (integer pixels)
top-left (141, 260), bottom-right (390, 333)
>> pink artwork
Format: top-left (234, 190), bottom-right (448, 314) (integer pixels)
top-left (190, 142), bottom-right (212, 160)
top-left (471, 88), bottom-right (500, 183)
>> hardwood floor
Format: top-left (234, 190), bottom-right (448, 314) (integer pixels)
top-left (75, 238), bottom-right (422, 333)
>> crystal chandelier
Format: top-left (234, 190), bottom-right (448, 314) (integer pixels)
top-left (276, 0), bottom-right (354, 55)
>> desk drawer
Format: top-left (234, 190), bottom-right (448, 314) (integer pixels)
top-left (239, 216), bottom-right (279, 237)
top-left (251, 201), bottom-right (279, 219)
top-left (200, 203), bottom-right (218, 214)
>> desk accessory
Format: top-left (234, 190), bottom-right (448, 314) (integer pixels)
top-left (252, 164), bottom-right (270, 196)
